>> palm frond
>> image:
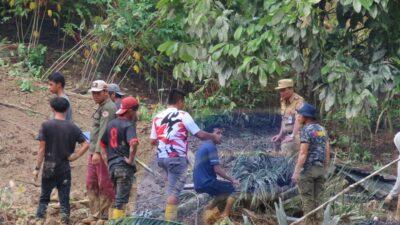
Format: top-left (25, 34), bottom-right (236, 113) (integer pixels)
top-left (231, 152), bottom-right (295, 208)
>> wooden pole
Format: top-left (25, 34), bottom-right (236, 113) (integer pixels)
top-left (396, 192), bottom-right (400, 220)
top-left (291, 156), bottom-right (400, 225)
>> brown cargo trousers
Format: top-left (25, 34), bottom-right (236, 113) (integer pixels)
top-left (298, 164), bottom-right (326, 225)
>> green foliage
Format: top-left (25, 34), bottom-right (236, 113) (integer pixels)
top-left (138, 102), bottom-right (165, 122)
top-left (155, 0), bottom-right (400, 119)
top-left (89, 0), bottom-right (187, 72)
top-left (350, 144), bottom-right (373, 162)
top-left (3, 0), bottom-right (400, 132)
top-left (0, 0), bottom-right (109, 38)
top-left (14, 43), bottom-right (47, 78)
top-left (17, 79), bottom-right (34, 92)
top-left (320, 55), bottom-right (396, 119)
top-left (1, 43), bottom-right (44, 93)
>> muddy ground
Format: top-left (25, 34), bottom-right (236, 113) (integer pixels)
top-left (0, 69), bottom-right (281, 225)
top-left (0, 72), bottom-right (155, 224)
top-left (1, 65), bottom-right (400, 225)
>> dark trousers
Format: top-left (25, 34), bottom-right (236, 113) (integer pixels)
top-left (36, 170), bottom-right (71, 221)
top-left (110, 165), bottom-right (135, 209)
top-left (298, 165), bottom-right (326, 225)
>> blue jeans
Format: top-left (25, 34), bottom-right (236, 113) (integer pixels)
top-left (36, 170), bottom-right (71, 222)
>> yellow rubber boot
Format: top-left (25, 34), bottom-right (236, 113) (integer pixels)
top-left (165, 204), bottom-right (178, 221)
top-left (111, 208), bottom-right (126, 220)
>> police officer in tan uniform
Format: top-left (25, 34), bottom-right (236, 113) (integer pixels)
top-left (272, 79), bottom-right (304, 156)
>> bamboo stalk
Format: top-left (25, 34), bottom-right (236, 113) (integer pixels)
top-left (42, 32), bottom-right (94, 79)
top-left (84, 48), bottom-right (96, 83)
top-left (107, 49), bottom-right (128, 79)
top-left (114, 65), bottom-right (131, 85)
top-left (291, 156), bottom-right (400, 225)
top-left (108, 52), bottom-right (130, 82)
top-left (88, 38), bottom-right (112, 84)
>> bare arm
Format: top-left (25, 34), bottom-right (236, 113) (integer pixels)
top-left (292, 100), bottom-right (304, 137)
top-left (33, 141), bottom-right (46, 181)
top-left (272, 119), bottom-right (284, 142)
top-left (292, 143), bottom-right (309, 181)
top-left (125, 142), bottom-right (138, 165)
top-left (214, 165), bottom-right (239, 187)
top-left (214, 165), bottom-right (234, 182)
top-left (292, 116), bottom-right (301, 137)
top-left (195, 130), bottom-right (215, 141)
top-left (278, 120), bottom-right (284, 136)
top-left (324, 141), bottom-right (331, 169)
top-left (69, 141), bottom-right (90, 162)
top-left (35, 141), bottom-right (46, 170)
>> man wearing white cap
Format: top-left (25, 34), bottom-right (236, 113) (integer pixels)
top-left (272, 79), bottom-right (304, 156)
top-left (83, 80), bottom-right (116, 224)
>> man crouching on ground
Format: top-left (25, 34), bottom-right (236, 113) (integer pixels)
top-left (33, 97), bottom-right (89, 224)
top-left (100, 96), bottom-right (139, 219)
top-left (193, 124), bottom-right (240, 220)
top-left (291, 103), bottom-right (330, 225)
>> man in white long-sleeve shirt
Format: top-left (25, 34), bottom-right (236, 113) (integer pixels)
top-left (385, 132), bottom-right (400, 204)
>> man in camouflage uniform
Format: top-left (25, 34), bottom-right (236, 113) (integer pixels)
top-left (83, 80), bottom-right (116, 224)
top-left (272, 79), bottom-right (304, 156)
top-left (291, 103), bottom-right (331, 225)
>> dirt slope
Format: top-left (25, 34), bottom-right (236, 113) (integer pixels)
top-left (0, 71), bottom-right (154, 224)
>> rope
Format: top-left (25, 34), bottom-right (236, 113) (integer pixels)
top-left (291, 156), bottom-right (400, 225)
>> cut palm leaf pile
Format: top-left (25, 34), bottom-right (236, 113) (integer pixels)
top-left (232, 152), bottom-right (295, 208)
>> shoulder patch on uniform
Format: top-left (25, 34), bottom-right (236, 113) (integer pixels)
top-left (102, 111), bottom-right (109, 117)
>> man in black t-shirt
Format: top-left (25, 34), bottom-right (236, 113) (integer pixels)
top-left (101, 96), bottom-right (139, 219)
top-left (33, 97), bottom-right (89, 224)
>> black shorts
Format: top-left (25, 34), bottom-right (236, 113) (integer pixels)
top-left (196, 180), bottom-right (235, 197)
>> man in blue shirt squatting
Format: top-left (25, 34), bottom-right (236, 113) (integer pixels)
top-left (193, 124), bottom-right (240, 219)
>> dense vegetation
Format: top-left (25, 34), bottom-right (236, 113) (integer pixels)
top-left (1, 1), bottom-right (400, 224)
top-left (1, 0), bottom-right (400, 150)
